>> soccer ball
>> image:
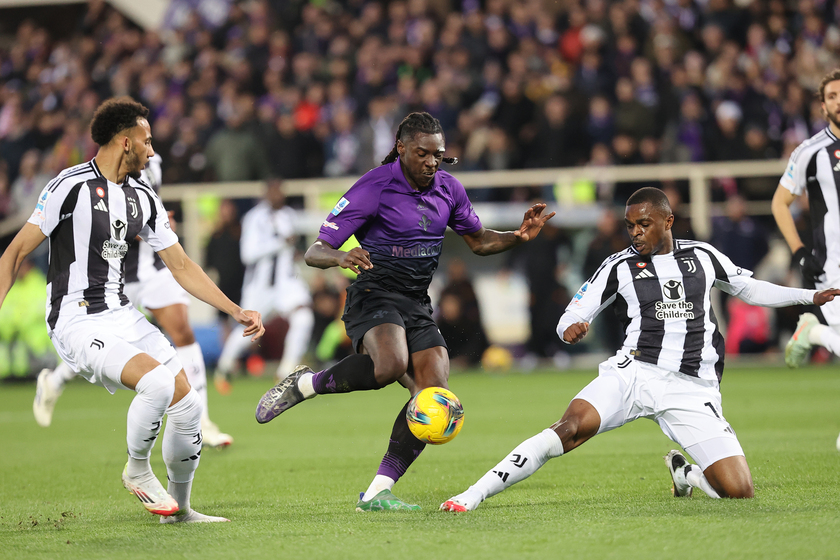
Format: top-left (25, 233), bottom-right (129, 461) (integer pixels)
top-left (406, 387), bottom-right (465, 445)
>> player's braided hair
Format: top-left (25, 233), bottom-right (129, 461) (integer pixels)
top-left (90, 97), bottom-right (150, 146)
top-left (381, 112), bottom-right (458, 165)
top-left (626, 186), bottom-right (672, 216)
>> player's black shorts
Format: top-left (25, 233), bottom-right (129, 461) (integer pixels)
top-left (342, 285), bottom-right (447, 354)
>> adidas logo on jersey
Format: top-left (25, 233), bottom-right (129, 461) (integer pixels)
top-left (834, 160), bottom-right (840, 172)
top-left (635, 268), bottom-right (654, 279)
top-left (94, 200), bottom-right (108, 212)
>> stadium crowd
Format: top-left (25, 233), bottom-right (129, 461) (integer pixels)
top-left (2, 0), bottom-right (840, 216)
top-left (0, 0), bottom-right (833, 376)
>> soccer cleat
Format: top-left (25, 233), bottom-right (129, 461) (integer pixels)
top-left (121, 464), bottom-right (179, 516)
top-left (836, 431), bottom-right (840, 453)
top-left (160, 509), bottom-right (230, 524)
top-left (355, 490), bottom-right (421, 512)
top-left (664, 450), bottom-right (693, 497)
top-left (785, 313), bottom-right (819, 368)
top-left (255, 365), bottom-right (312, 424)
top-left (440, 498), bottom-right (469, 512)
top-left (440, 490), bottom-right (482, 512)
top-left (213, 372), bottom-right (232, 396)
top-left (201, 419), bottom-right (233, 449)
top-left (33, 368), bottom-right (63, 427)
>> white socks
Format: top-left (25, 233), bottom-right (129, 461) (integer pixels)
top-left (449, 429), bottom-right (565, 510)
top-left (362, 475), bottom-right (396, 501)
top-left (162, 388), bottom-right (202, 484)
top-left (48, 361), bottom-right (76, 393)
top-left (276, 307), bottom-right (314, 378)
top-left (176, 342), bottom-right (209, 422)
top-left (685, 465), bottom-right (721, 498)
top-left (126, 365), bottom-right (175, 464)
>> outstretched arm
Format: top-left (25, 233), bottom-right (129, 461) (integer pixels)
top-left (462, 203), bottom-right (556, 256)
top-left (771, 184), bottom-right (804, 253)
top-left (725, 276), bottom-right (840, 308)
top-left (0, 223), bottom-right (47, 309)
top-left (158, 242), bottom-right (264, 341)
top-left (304, 239), bottom-right (372, 274)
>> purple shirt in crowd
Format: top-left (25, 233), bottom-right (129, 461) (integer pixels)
top-left (317, 159), bottom-right (482, 299)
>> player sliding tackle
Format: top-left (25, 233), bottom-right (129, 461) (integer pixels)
top-left (442, 187), bottom-right (840, 511)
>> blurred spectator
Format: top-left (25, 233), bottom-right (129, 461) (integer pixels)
top-left (525, 94), bottom-right (588, 168)
top-left (323, 108), bottom-right (361, 177)
top-left (355, 96), bottom-right (399, 172)
top-left (266, 111), bottom-right (323, 179)
top-left (205, 95), bottom-right (271, 181)
top-left (0, 163), bottom-right (12, 219)
top-left (710, 194), bottom-right (769, 273)
top-left (435, 258), bottom-right (489, 369)
top-left (0, 0), bottom-right (838, 204)
top-left (663, 182), bottom-right (696, 240)
top-left (204, 199), bottom-right (245, 327)
top-left (706, 100), bottom-right (751, 161)
top-left (10, 149), bottom-right (50, 215)
top-left (506, 220), bottom-right (571, 361)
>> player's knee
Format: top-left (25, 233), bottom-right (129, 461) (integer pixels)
top-left (136, 365), bottom-right (176, 407)
top-left (374, 356), bottom-right (409, 384)
top-left (167, 388), bottom-right (202, 429)
top-left (721, 479), bottom-right (754, 499)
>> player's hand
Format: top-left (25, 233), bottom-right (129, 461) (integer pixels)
top-left (794, 247), bottom-right (823, 284)
top-left (814, 288), bottom-right (840, 306)
top-left (514, 203), bottom-right (556, 242)
top-left (339, 246), bottom-right (372, 274)
top-left (235, 309), bottom-right (265, 341)
top-left (563, 322), bottom-right (589, 344)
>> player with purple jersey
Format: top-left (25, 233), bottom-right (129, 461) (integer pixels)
top-left (254, 112), bottom-right (555, 511)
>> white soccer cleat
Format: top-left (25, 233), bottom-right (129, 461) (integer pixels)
top-left (33, 368), bottom-right (63, 427)
top-left (664, 450), bottom-right (693, 497)
top-left (201, 419), bottom-right (233, 449)
top-left (121, 464), bottom-right (179, 516)
top-left (160, 509), bottom-right (230, 523)
top-left (440, 490), bottom-right (482, 512)
top-left (785, 313), bottom-right (819, 368)
top-left (836, 432), bottom-right (840, 453)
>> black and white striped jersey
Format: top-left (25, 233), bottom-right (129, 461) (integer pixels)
top-left (559, 240), bottom-right (757, 382)
top-left (27, 159), bottom-right (178, 332)
top-left (124, 154), bottom-right (166, 284)
top-left (779, 126), bottom-right (840, 276)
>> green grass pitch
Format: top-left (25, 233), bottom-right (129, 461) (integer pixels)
top-left (1, 364), bottom-right (839, 559)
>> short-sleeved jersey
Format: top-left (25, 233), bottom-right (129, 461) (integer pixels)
top-left (565, 240), bottom-right (753, 382)
top-left (240, 201), bottom-right (301, 289)
top-left (779, 126), bottom-right (840, 274)
top-left (316, 159), bottom-right (482, 299)
top-left (27, 159), bottom-right (178, 331)
top-left (124, 154), bottom-right (167, 283)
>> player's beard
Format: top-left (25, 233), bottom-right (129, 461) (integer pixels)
top-left (124, 149), bottom-right (143, 179)
top-left (824, 107), bottom-right (840, 130)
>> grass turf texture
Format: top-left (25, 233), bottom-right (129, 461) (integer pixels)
top-left (1, 365), bottom-right (839, 560)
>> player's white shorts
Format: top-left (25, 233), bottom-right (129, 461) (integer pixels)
top-left (817, 268), bottom-right (840, 327)
top-left (575, 352), bottom-right (744, 471)
top-left (48, 306), bottom-right (182, 394)
top-left (240, 277), bottom-right (311, 317)
top-left (123, 266), bottom-right (190, 311)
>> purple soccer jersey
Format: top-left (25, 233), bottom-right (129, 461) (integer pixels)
top-left (317, 159), bottom-right (482, 297)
